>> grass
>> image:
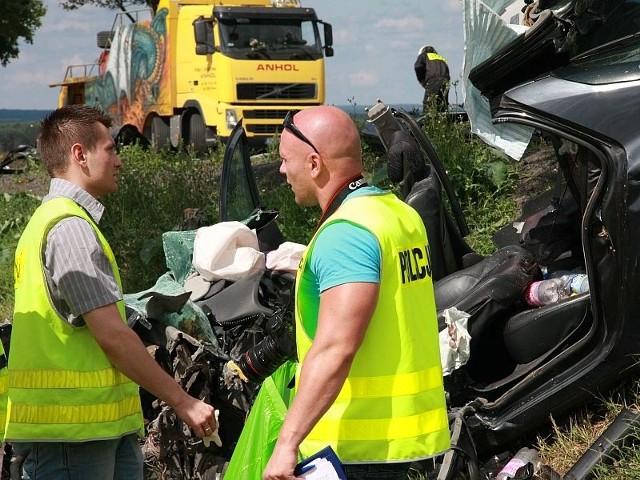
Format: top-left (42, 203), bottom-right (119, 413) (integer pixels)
top-left (0, 109), bottom-right (522, 346)
top-left (418, 104), bottom-right (520, 254)
top-left (100, 145), bottom-right (223, 293)
top-left (537, 378), bottom-right (640, 478)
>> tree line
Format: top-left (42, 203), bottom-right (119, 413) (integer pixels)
top-left (0, 123), bottom-right (39, 153)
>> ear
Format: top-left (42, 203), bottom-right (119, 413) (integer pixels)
top-left (70, 143), bottom-right (87, 167)
top-left (308, 152), bottom-right (323, 179)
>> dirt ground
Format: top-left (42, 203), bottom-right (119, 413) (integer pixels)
top-left (510, 141), bottom-right (558, 214)
top-left (0, 172), bottom-right (49, 197)
top-left (0, 156), bottom-right (49, 197)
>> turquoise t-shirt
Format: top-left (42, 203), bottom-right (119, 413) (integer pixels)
top-left (309, 186), bottom-right (384, 293)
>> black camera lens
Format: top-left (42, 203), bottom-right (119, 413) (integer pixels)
top-left (236, 335), bottom-right (289, 383)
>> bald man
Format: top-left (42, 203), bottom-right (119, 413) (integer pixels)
top-left (263, 107), bottom-right (450, 480)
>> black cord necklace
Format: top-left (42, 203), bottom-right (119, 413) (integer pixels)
top-left (315, 174), bottom-right (368, 232)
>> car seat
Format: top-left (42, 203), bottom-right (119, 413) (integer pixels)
top-left (368, 103), bottom-right (594, 393)
top-left (503, 292), bottom-right (590, 364)
top-left (365, 101), bottom-right (477, 281)
top-left (434, 245), bottom-right (537, 337)
top-left (405, 166), bottom-right (478, 281)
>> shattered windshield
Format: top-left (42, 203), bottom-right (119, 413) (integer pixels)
top-left (219, 17), bottom-right (322, 60)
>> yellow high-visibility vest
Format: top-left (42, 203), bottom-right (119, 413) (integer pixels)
top-left (0, 341), bottom-right (8, 439)
top-left (295, 193), bottom-right (450, 463)
top-left (6, 197), bottom-right (143, 442)
top-left (427, 52), bottom-right (448, 64)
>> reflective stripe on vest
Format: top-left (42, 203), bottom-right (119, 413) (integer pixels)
top-left (7, 197), bottom-right (143, 442)
top-left (8, 395), bottom-right (142, 426)
top-left (9, 367), bottom-right (133, 389)
top-left (295, 193), bottom-right (450, 463)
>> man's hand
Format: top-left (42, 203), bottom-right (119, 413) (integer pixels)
top-left (263, 442), bottom-right (299, 480)
top-left (172, 395), bottom-right (218, 439)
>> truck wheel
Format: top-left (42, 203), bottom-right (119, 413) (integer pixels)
top-left (151, 117), bottom-right (170, 151)
top-left (188, 112), bottom-right (207, 154)
top-left (116, 125), bottom-right (147, 147)
top-left (97, 31), bottom-right (114, 49)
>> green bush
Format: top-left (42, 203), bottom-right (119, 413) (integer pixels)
top-left (421, 106), bottom-right (518, 254)
top-left (101, 145), bottom-right (222, 293)
top-left (257, 108), bottom-right (518, 254)
top-left (0, 145), bottom-right (223, 321)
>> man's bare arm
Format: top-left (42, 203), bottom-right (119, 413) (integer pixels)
top-left (84, 303), bottom-right (217, 438)
top-left (263, 281), bottom-right (379, 479)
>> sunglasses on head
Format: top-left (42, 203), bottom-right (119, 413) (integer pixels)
top-left (282, 110), bottom-right (319, 154)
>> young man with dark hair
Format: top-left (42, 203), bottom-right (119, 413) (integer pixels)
top-left (7, 105), bottom-right (217, 479)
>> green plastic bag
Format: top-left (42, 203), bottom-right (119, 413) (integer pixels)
top-left (225, 360), bottom-right (297, 479)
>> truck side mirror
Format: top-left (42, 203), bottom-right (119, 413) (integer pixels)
top-left (193, 17), bottom-right (215, 55)
top-left (322, 23), bottom-right (334, 57)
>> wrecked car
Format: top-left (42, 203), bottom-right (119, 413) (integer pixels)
top-left (457, 0), bottom-right (640, 451)
top-left (124, 8), bottom-right (640, 470)
top-left (416, 0), bottom-right (640, 476)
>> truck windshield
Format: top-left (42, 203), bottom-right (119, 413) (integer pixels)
top-left (219, 18), bottom-right (323, 60)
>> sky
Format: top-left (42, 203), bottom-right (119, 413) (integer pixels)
top-left (0, 0), bottom-right (465, 111)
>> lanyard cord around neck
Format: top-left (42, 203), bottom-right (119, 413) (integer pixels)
top-left (315, 174), bottom-right (368, 232)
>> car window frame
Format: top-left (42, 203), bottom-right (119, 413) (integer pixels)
top-left (219, 119), bottom-right (263, 222)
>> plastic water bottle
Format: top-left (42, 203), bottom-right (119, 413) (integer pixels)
top-left (561, 273), bottom-right (589, 295)
top-left (525, 278), bottom-right (568, 306)
top-left (496, 447), bottom-right (540, 480)
top-left (481, 451), bottom-right (512, 478)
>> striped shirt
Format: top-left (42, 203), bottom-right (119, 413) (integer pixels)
top-left (42, 178), bottom-right (122, 326)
